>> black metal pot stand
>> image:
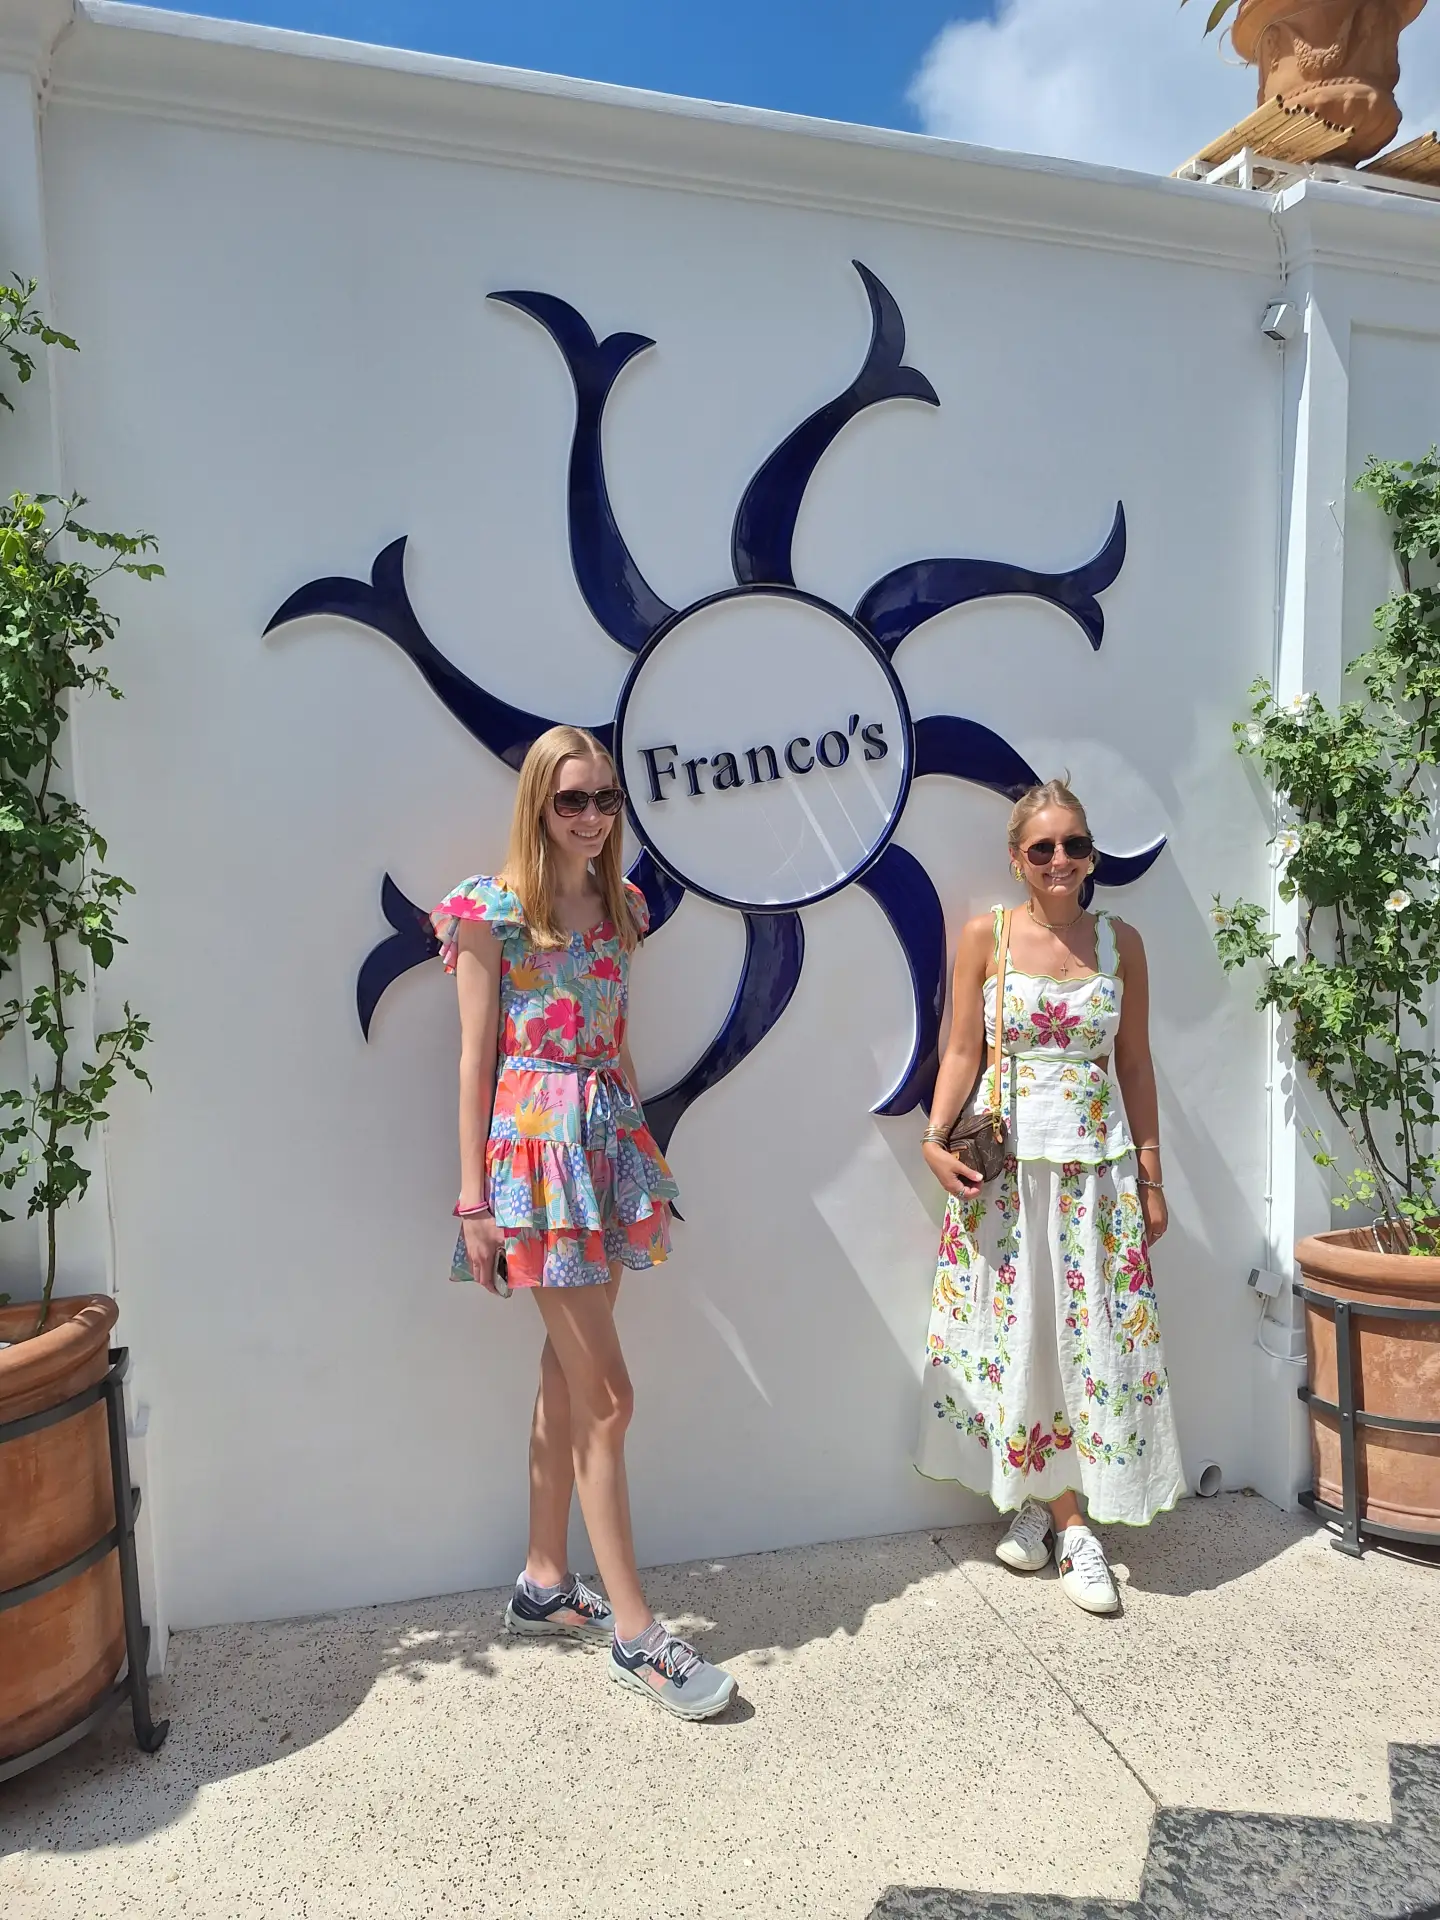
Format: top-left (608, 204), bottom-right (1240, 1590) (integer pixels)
top-left (1296, 1282), bottom-right (1440, 1559)
top-left (0, 1346), bottom-right (169, 1782)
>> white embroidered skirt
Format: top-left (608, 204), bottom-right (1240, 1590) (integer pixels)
top-left (916, 1156), bottom-right (1186, 1526)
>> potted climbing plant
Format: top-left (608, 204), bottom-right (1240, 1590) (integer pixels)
top-left (1183, 0), bottom-right (1428, 162)
top-left (0, 276), bottom-right (158, 1763)
top-left (1212, 448), bottom-right (1440, 1551)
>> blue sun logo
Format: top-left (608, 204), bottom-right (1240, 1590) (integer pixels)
top-left (266, 263), bottom-right (1162, 1153)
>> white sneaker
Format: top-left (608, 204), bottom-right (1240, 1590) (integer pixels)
top-left (1056, 1524), bottom-right (1119, 1614)
top-left (996, 1499), bottom-right (1052, 1572)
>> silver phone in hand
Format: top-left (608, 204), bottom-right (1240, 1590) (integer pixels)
top-left (492, 1246), bottom-right (512, 1299)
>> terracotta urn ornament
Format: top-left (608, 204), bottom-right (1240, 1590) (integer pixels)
top-left (1230, 0), bottom-right (1429, 161)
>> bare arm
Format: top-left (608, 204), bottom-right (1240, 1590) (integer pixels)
top-left (922, 915), bottom-right (994, 1198)
top-left (455, 919), bottom-right (502, 1201)
top-left (1111, 919), bottom-right (1167, 1243)
top-left (455, 919), bottom-right (506, 1288)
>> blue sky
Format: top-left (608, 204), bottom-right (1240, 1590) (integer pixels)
top-left (128, 1), bottom-right (991, 130)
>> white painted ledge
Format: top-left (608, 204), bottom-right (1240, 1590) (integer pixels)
top-left (48, 1), bottom-right (1285, 273)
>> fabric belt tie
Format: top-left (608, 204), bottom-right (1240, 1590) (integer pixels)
top-left (502, 1055), bottom-right (625, 1132)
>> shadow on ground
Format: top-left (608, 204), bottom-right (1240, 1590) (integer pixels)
top-left (0, 1524), bottom-right (951, 1853)
top-left (872, 1743), bottom-right (1440, 1920)
top-left (936, 1487), bottom-right (1308, 1598)
top-left (0, 1499), bottom-right (1336, 1865)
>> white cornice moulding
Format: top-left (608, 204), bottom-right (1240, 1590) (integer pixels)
top-left (1277, 180), bottom-right (1440, 285)
top-left (52, 3), bottom-right (1283, 276)
top-left (0, 0), bottom-right (74, 82)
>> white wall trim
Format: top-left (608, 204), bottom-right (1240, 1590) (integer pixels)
top-left (47, 4), bottom-right (1289, 277)
top-left (0, 0), bottom-right (73, 83)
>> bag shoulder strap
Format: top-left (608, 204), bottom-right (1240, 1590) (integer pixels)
top-left (988, 908), bottom-right (1012, 1119)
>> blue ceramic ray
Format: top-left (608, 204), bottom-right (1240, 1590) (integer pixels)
top-left (627, 848), bottom-right (686, 937)
top-left (856, 843), bottom-right (946, 1116)
top-left (915, 714), bottom-right (1166, 904)
top-left (265, 537), bottom-right (564, 770)
top-left (357, 874), bottom-right (441, 1039)
top-left (856, 503), bottom-right (1127, 656)
top-left (731, 262), bottom-right (939, 589)
top-left (642, 911), bottom-right (804, 1156)
top-left (489, 290), bottom-right (675, 653)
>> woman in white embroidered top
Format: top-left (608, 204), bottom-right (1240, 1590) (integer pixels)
top-left (916, 779), bottom-right (1185, 1613)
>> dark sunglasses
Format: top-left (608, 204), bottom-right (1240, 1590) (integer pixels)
top-left (1023, 834), bottom-right (1094, 865)
top-left (552, 786), bottom-right (625, 818)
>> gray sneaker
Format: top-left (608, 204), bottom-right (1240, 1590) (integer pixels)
top-left (610, 1623), bottom-right (737, 1720)
top-left (504, 1574), bottom-right (614, 1642)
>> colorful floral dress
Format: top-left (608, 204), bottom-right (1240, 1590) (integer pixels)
top-left (432, 876), bottom-right (678, 1290)
top-left (915, 909), bottom-right (1185, 1526)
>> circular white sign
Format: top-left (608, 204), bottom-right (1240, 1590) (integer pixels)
top-left (615, 589), bottom-right (912, 910)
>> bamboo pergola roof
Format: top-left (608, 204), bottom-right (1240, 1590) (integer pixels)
top-left (1175, 94), bottom-right (1353, 176)
top-left (1362, 131), bottom-right (1440, 184)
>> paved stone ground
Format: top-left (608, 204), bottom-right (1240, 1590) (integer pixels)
top-left (2, 1496), bottom-right (1438, 1919)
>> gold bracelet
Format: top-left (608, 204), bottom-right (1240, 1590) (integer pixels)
top-left (1137, 1142), bottom-right (1161, 1152)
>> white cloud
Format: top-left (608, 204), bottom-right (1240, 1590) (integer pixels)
top-left (910, 0), bottom-right (1440, 177)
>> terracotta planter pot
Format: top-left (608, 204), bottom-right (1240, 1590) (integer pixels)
top-left (1296, 1229), bottom-right (1440, 1543)
top-left (0, 1294), bottom-right (124, 1762)
top-left (1232, 0), bottom-right (1428, 162)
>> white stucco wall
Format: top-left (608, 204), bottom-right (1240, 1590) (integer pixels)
top-left (2, 3), bottom-right (1437, 1628)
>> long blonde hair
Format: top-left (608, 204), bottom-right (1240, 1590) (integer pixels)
top-left (1006, 776), bottom-right (1092, 852)
top-left (498, 726), bottom-right (641, 951)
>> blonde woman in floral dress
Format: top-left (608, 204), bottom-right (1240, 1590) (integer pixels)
top-left (434, 725), bottom-right (735, 1718)
top-left (916, 780), bottom-right (1185, 1612)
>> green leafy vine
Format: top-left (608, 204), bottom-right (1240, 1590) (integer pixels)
top-left (1213, 449), bottom-right (1440, 1254)
top-left (0, 278), bottom-right (158, 1330)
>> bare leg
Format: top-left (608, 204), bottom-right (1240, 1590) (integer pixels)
top-left (1049, 1490), bottom-right (1085, 1533)
top-left (523, 1335), bottom-right (576, 1589)
top-left (532, 1272), bottom-right (652, 1641)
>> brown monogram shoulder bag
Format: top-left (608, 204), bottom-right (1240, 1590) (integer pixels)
top-left (941, 906), bottom-right (1013, 1184)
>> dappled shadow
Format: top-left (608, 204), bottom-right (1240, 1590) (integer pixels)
top-left (635, 1527), bottom-right (954, 1670)
top-left (870, 1742), bottom-right (1440, 1919)
top-left (0, 1528), bottom-right (938, 1853)
top-left (0, 1587), bottom-right (523, 1855)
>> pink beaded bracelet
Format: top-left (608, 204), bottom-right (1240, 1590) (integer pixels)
top-left (453, 1201), bottom-right (492, 1219)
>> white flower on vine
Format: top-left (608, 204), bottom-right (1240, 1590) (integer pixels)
top-left (1274, 829), bottom-right (1300, 863)
top-left (1211, 907), bottom-right (1231, 929)
top-left (1287, 691), bottom-right (1314, 717)
top-left (1245, 722), bottom-right (1265, 747)
top-left (1386, 889), bottom-right (1411, 913)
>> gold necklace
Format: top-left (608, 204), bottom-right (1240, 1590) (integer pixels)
top-left (1027, 899), bottom-right (1090, 975)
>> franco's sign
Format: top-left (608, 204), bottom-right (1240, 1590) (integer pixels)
top-left (266, 263), bottom-right (1163, 1147)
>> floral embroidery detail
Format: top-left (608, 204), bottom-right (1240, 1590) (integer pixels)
top-left (934, 1397), bottom-right (990, 1448)
top-left (1074, 1412), bottom-right (1147, 1469)
top-left (1030, 998), bottom-right (1082, 1048)
top-left (1003, 1415), bottom-right (1074, 1476)
top-left (1097, 1189), bottom-right (1161, 1352)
